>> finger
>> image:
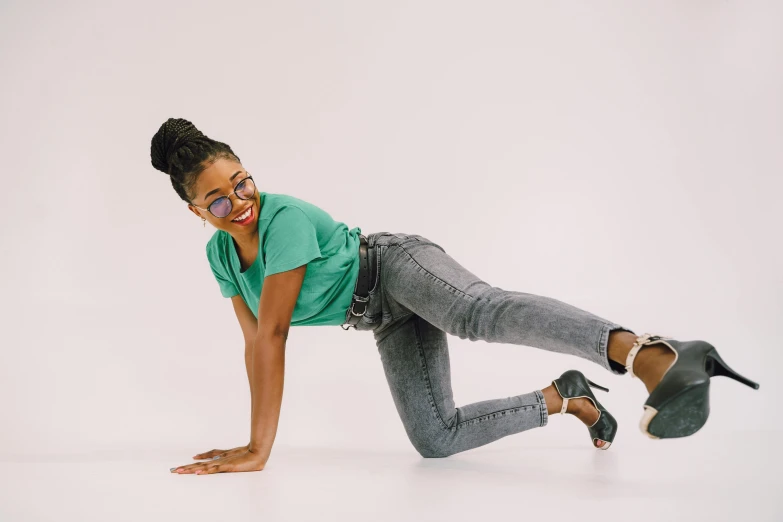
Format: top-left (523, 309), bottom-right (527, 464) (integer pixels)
top-left (207, 448), bottom-right (245, 461)
top-left (198, 463), bottom-right (224, 475)
top-left (192, 449), bottom-right (227, 459)
top-left (172, 462), bottom-right (207, 474)
top-left (220, 447), bottom-right (247, 459)
top-left (194, 445), bottom-right (247, 460)
top-left (202, 458), bottom-right (247, 474)
top-left (195, 453), bottom-right (246, 474)
top-left (197, 454), bottom-right (265, 475)
top-left (196, 459), bottom-right (234, 474)
top-left (194, 453), bottom-right (227, 463)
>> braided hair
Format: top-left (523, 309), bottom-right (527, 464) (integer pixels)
top-left (150, 118), bottom-right (242, 204)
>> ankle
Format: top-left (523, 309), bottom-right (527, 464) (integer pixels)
top-left (541, 384), bottom-right (595, 420)
top-left (633, 345), bottom-right (677, 392)
top-left (607, 330), bottom-right (639, 368)
top-left (568, 397), bottom-right (600, 426)
top-left (541, 384), bottom-right (563, 416)
top-left (634, 345), bottom-right (674, 374)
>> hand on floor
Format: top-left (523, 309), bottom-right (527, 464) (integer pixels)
top-left (170, 449), bottom-right (267, 475)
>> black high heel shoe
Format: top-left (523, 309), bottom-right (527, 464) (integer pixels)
top-left (552, 370), bottom-right (618, 450)
top-left (626, 333), bottom-right (761, 439)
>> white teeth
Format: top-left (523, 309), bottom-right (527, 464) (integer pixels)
top-left (232, 208), bottom-right (251, 222)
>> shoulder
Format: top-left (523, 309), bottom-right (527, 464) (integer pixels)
top-left (206, 229), bottom-right (229, 263)
top-left (263, 192), bottom-right (312, 207)
top-left (265, 206), bottom-right (315, 235)
top-left (264, 193), bottom-right (329, 222)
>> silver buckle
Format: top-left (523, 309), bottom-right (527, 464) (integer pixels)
top-left (349, 301), bottom-right (366, 317)
top-left (340, 298), bottom-right (366, 330)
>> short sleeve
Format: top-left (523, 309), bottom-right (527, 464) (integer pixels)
top-left (206, 241), bottom-right (239, 298)
top-left (264, 206), bottom-right (323, 277)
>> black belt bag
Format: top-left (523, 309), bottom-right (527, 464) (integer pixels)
top-left (341, 234), bottom-right (374, 330)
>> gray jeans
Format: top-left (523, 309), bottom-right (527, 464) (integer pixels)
top-left (343, 232), bottom-right (634, 458)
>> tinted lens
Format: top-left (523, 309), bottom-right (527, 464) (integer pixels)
top-left (209, 197), bottom-right (232, 218)
top-left (236, 178), bottom-right (255, 199)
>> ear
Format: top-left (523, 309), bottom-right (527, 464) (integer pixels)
top-left (187, 204), bottom-right (204, 219)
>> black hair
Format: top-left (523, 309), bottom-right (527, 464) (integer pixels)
top-left (150, 118), bottom-right (242, 204)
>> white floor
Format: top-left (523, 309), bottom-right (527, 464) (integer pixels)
top-left (1, 430), bottom-right (779, 522)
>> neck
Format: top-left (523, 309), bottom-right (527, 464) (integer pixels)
top-left (232, 230), bottom-right (258, 253)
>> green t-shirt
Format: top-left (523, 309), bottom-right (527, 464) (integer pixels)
top-left (206, 192), bottom-right (362, 326)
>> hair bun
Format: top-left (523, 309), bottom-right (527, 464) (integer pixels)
top-left (150, 118), bottom-right (206, 175)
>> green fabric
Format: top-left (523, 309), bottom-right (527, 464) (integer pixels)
top-left (206, 192), bottom-right (361, 326)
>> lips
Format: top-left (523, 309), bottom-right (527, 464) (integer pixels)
top-left (231, 205), bottom-right (253, 223)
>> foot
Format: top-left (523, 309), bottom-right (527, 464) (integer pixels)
top-left (542, 383), bottom-right (608, 448)
top-left (608, 331), bottom-right (677, 394)
top-left (567, 397), bottom-right (604, 447)
top-left (631, 344), bottom-right (677, 395)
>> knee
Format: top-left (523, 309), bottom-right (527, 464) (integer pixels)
top-left (407, 429), bottom-right (454, 458)
top-left (417, 446), bottom-right (452, 458)
top-left (413, 441), bottom-right (452, 458)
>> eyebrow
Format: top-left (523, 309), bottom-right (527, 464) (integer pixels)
top-left (203, 171), bottom-right (245, 201)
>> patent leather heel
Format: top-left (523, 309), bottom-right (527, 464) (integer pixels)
top-left (627, 333), bottom-right (761, 440)
top-left (585, 379), bottom-right (609, 392)
top-left (552, 370), bottom-right (618, 450)
top-left (707, 350), bottom-right (760, 390)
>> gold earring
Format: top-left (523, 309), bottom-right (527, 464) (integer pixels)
top-left (202, 217), bottom-right (206, 228)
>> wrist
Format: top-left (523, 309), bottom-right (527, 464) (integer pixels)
top-left (248, 447), bottom-right (270, 461)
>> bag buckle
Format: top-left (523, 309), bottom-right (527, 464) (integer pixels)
top-left (349, 301), bottom-right (366, 317)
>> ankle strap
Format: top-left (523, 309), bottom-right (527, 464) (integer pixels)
top-left (625, 333), bottom-right (670, 378)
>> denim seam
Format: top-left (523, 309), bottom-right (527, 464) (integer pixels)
top-left (373, 246), bottom-right (382, 292)
top-left (597, 322), bottom-right (613, 373)
top-left (412, 317), bottom-right (451, 431)
top-left (535, 389), bottom-right (548, 427)
top-left (413, 317), bottom-right (546, 432)
top-left (455, 405), bottom-right (539, 429)
top-left (396, 243), bottom-right (475, 300)
top-left (391, 311), bottom-right (414, 323)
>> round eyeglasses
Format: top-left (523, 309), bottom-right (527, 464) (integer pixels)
top-left (191, 175), bottom-right (257, 219)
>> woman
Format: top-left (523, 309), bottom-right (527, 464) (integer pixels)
top-left (151, 118), bottom-right (760, 475)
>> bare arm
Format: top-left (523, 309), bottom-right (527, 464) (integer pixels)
top-left (231, 295), bottom-right (258, 449)
top-left (248, 264), bottom-right (307, 460)
top-left (174, 272), bottom-right (302, 474)
top-left (249, 333), bottom-right (286, 459)
top-left (245, 344), bottom-right (253, 402)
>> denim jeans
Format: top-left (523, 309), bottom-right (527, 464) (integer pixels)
top-left (343, 232), bottom-right (635, 458)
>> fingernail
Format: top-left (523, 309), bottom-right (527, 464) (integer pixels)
top-left (170, 468), bottom-right (176, 472)
top-left (212, 456), bottom-right (220, 460)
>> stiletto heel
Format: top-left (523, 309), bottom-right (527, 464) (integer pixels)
top-left (552, 370), bottom-right (618, 450)
top-left (626, 333), bottom-right (761, 439)
top-left (707, 350), bottom-right (760, 389)
top-left (585, 379), bottom-right (609, 392)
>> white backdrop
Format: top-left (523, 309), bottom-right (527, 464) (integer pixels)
top-left (1, 0), bottom-right (780, 464)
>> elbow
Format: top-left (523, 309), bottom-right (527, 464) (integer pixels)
top-left (256, 324), bottom-right (290, 344)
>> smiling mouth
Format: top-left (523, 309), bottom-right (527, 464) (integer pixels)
top-left (231, 205), bottom-right (254, 223)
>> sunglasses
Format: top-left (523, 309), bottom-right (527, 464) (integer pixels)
top-left (192, 175), bottom-right (257, 219)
